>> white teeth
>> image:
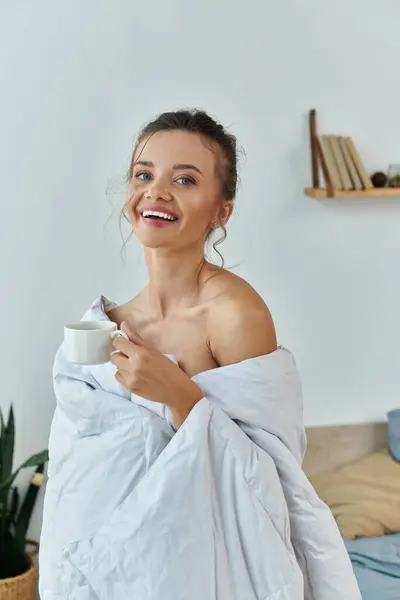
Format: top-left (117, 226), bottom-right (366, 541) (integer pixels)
top-left (141, 210), bottom-right (177, 221)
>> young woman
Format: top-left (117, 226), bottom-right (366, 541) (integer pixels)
top-left (107, 110), bottom-right (277, 429)
top-left (40, 110), bottom-right (360, 600)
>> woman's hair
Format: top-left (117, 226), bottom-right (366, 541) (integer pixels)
top-left (122, 109), bottom-right (239, 265)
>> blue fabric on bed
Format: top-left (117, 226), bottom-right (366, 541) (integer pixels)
top-left (388, 409), bottom-right (400, 462)
top-left (345, 534), bottom-right (400, 599)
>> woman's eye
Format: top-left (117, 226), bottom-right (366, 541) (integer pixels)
top-left (136, 172), bottom-right (152, 181)
top-left (176, 177), bottom-right (194, 186)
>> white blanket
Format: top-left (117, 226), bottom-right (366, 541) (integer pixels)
top-left (39, 297), bottom-right (361, 600)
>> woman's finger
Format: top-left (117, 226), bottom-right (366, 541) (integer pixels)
top-left (110, 350), bottom-right (131, 370)
top-left (112, 335), bottom-right (142, 356)
top-left (120, 322), bottom-right (147, 347)
top-left (114, 369), bottom-right (126, 388)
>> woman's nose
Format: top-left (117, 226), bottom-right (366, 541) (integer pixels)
top-left (147, 178), bottom-right (172, 202)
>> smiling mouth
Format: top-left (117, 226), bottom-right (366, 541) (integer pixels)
top-left (141, 210), bottom-right (178, 222)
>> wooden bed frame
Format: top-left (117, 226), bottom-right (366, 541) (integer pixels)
top-left (303, 422), bottom-right (388, 477)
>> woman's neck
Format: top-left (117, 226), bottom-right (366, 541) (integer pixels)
top-left (143, 245), bottom-right (208, 318)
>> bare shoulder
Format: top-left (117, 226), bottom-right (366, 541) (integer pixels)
top-left (201, 268), bottom-right (278, 367)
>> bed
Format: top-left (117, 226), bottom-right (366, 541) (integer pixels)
top-left (304, 422), bottom-right (400, 599)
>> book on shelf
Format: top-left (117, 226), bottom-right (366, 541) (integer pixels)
top-left (328, 135), bottom-right (353, 190)
top-left (338, 136), bottom-right (363, 191)
top-left (345, 137), bottom-right (373, 190)
top-left (318, 135), bottom-right (342, 190)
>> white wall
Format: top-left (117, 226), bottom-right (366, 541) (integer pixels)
top-left (1, 0), bottom-right (400, 540)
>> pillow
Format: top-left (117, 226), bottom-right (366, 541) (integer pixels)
top-left (388, 409), bottom-right (400, 462)
top-left (310, 449), bottom-right (400, 539)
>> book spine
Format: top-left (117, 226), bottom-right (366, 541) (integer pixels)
top-left (345, 137), bottom-right (373, 189)
top-left (338, 137), bottom-right (363, 190)
top-left (328, 136), bottom-right (353, 190)
top-left (318, 135), bottom-right (342, 190)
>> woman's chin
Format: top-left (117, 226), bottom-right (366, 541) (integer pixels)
top-left (133, 220), bottom-right (183, 249)
top-left (136, 232), bottom-right (178, 250)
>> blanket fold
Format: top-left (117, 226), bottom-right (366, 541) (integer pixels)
top-left (39, 297), bottom-right (360, 600)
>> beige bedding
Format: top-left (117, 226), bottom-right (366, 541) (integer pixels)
top-left (311, 449), bottom-right (400, 539)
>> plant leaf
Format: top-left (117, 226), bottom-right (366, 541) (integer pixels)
top-left (15, 464), bottom-right (44, 552)
top-left (0, 450), bottom-right (48, 494)
top-left (0, 407), bottom-right (4, 481)
top-left (19, 450), bottom-right (49, 470)
top-left (0, 472), bottom-right (17, 495)
top-left (0, 531), bottom-right (29, 578)
top-left (9, 487), bottom-right (19, 525)
top-left (0, 407), bottom-right (15, 524)
top-left (1, 407), bottom-right (15, 481)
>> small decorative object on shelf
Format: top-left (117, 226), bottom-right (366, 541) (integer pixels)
top-left (371, 171), bottom-right (388, 188)
top-left (304, 109), bottom-right (400, 199)
top-left (388, 164), bottom-right (400, 188)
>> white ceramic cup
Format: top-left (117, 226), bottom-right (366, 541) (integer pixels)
top-left (64, 321), bottom-right (128, 365)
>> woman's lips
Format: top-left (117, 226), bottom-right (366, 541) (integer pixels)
top-left (140, 214), bottom-right (179, 227)
top-left (139, 205), bottom-right (180, 227)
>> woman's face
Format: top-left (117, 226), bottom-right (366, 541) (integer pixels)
top-left (126, 130), bottom-right (233, 251)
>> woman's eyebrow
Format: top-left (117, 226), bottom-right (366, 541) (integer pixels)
top-left (134, 160), bottom-right (154, 167)
top-left (172, 163), bottom-right (202, 175)
top-left (133, 160), bottom-right (202, 175)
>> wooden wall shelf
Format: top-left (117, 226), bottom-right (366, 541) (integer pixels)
top-left (305, 109), bottom-right (397, 199)
top-left (305, 187), bottom-right (400, 199)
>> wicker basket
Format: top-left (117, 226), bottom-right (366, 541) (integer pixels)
top-left (0, 541), bottom-right (38, 600)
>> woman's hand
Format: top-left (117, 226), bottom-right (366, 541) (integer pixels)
top-left (111, 322), bottom-right (203, 428)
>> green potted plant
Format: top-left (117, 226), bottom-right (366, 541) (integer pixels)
top-left (0, 405), bottom-right (48, 599)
